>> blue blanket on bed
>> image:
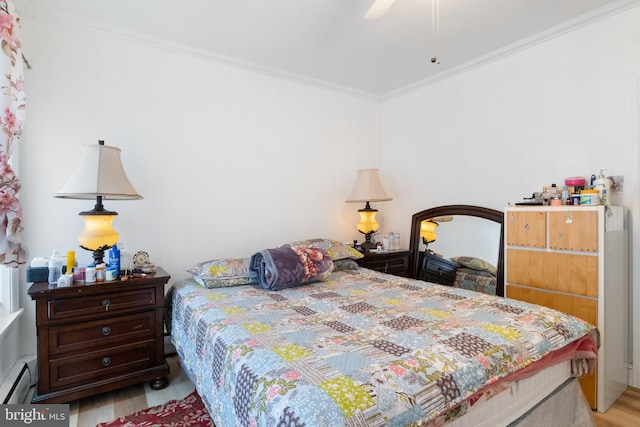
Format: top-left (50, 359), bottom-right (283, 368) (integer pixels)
top-left (249, 245), bottom-right (333, 290)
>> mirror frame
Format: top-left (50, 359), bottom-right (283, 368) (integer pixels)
top-left (408, 205), bottom-right (504, 297)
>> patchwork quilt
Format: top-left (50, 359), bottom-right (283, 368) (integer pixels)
top-left (171, 269), bottom-right (598, 427)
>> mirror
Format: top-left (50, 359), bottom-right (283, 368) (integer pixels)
top-left (409, 205), bottom-right (504, 296)
top-left (421, 216), bottom-right (501, 266)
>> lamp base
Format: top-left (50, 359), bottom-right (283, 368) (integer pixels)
top-left (358, 231), bottom-right (378, 253)
top-left (360, 241), bottom-right (378, 253)
top-left (81, 245), bottom-right (112, 266)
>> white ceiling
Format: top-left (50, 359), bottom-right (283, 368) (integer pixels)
top-left (12, 0), bottom-right (638, 98)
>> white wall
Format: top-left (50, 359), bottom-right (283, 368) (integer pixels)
top-left (14, 4), bottom-right (640, 389)
top-left (380, 6), bottom-right (640, 386)
top-left (16, 17), bottom-right (381, 357)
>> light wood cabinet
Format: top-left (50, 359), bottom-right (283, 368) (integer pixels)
top-left (504, 206), bottom-right (627, 412)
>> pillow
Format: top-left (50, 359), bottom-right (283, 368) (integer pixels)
top-left (250, 245), bottom-right (334, 291)
top-left (282, 238), bottom-right (363, 261)
top-left (332, 258), bottom-right (360, 271)
top-left (450, 256), bottom-right (497, 276)
top-left (456, 267), bottom-right (495, 278)
top-left (185, 258), bottom-right (258, 288)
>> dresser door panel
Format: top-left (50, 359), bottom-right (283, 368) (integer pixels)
top-left (505, 284), bottom-right (597, 408)
top-left (506, 249), bottom-right (597, 298)
top-left (549, 210), bottom-right (598, 252)
top-left (505, 211), bottom-right (546, 248)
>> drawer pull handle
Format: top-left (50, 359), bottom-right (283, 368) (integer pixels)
top-left (102, 326), bottom-right (111, 336)
top-left (102, 357), bottom-right (111, 366)
top-left (102, 299), bottom-right (110, 312)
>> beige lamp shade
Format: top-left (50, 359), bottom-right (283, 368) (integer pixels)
top-left (420, 220), bottom-right (438, 243)
top-left (78, 214), bottom-right (119, 251)
top-left (345, 169), bottom-right (392, 203)
top-left (55, 143), bottom-right (142, 200)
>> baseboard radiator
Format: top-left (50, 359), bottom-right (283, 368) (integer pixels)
top-left (0, 356), bottom-right (36, 404)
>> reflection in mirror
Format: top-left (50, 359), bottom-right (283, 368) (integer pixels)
top-left (409, 205), bottom-right (504, 297)
top-left (419, 216), bottom-right (501, 267)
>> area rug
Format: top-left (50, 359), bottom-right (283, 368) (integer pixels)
top-left (96, 390), bottom-right (215, 427)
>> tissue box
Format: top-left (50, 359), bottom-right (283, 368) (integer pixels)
top-left (26, 266), bottom-right (48, 283)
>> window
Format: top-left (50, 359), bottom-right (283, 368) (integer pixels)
top-left (0, 266), bottom-right (18, 316)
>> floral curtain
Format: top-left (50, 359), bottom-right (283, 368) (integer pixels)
top-left (0, 0), bottom-right (26, 267)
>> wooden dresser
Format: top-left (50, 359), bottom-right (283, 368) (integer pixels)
top-left (356, 249), bottom-right (412, 277)
top-left (28, 268), bottom-right (171, 403)
top-left (504, 206), bottom-right (627, 412)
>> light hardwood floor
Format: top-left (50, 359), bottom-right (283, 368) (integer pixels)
top-left (25, 355), bottom-right (195, 427)
top-left (593, 387), bottom-right (640, 427)
top-left (25, 355), bottom-right (640, 426)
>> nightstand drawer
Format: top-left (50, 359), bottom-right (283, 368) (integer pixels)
top-left (48, 288), bottom-right (157, 321)
top-left (423, 257), bottom-right (458, 278)
top-left (419, 252), bottom-right (460, 286)
top-left (49, 311), bottom-right (156, 356)
top-left (356, 249), bottom-right (412, 278)
top-left (364, 257), bottom-right (409, 275)
top-left (49, 341), bottom-right (156, 390)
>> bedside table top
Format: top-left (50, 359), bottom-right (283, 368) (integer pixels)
top-left (28, 266), bottom-right (171, 299)
top-left (359, 248), bottom-right (412, 257)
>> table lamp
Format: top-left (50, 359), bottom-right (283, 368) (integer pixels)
top-left (420, 220), bottom-right (438, 245)
top-left (346, 168), bottom-right (392, 252)
top-left (54, 140), bottom-right (142, 265)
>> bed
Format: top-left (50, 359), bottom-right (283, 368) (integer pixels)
top-left (452, 264), bottom-right (497, 295)
top-left (169, 212), bottom-right (599, 426)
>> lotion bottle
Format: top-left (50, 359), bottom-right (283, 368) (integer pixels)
top-left (593, 169), bottom-right (612, 206)
top-left (48, 250), bottom-right (62, 285)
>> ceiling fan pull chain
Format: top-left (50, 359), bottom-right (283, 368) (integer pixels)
top-left (431, 0), bottom-right (440, 64)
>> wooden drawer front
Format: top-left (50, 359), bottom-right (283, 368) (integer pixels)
top-left (423, 256), bottom-right (458, 283)
top-left (505, 284), bottom-right (597, 409)
top-left (506, 249), bottom-right (598, 298)
top-left (366, 257), bottom-right (408, 276)
top-left (505, 284), bottom-right (597, 325)
top-left (505, 211), bottom-right (546, 248)
top-left (548, 210), bottom-right (598, 252)
top-left (49, 311), bottom-right (156, 356)
top-left (49, 341), bottom-right (156, 390)
top-left (48, 288), bottom-right (156, 321)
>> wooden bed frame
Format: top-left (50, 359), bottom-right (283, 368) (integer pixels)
top-left (408, 204), bottom-right (505, 296)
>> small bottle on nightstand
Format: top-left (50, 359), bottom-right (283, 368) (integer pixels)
top-left (48, 250), bottom-right (62, 285)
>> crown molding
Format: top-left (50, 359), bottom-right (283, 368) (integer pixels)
top-left (382, 0), bottom-right (640, 101)
top-left (18, 6), bottom-right (382, 102)
top-left (17, 0), bottom-right (639, 103)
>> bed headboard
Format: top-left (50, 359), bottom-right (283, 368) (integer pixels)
top-left (408, 205), bottom-right (505, 297)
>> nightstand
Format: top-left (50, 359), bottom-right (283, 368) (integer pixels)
top-left (417, 251), bottom-right (460, 286)
top-left (356, 249), bottom-right (412, 277)
top-left (28, 267), bottom-right (171, 404)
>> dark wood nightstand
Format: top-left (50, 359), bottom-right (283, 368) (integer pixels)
top-left (417, 251), bottom-right (461, 286)
top-left (28, 267), bottom-right (171, 403)
top-left (356, 249), bottom-right (412, 277)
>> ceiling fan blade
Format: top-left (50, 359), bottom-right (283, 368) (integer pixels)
top-left (364, 0), bottom-right (396, 20)
top-left (428, 216), bottom-right (454, 223)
